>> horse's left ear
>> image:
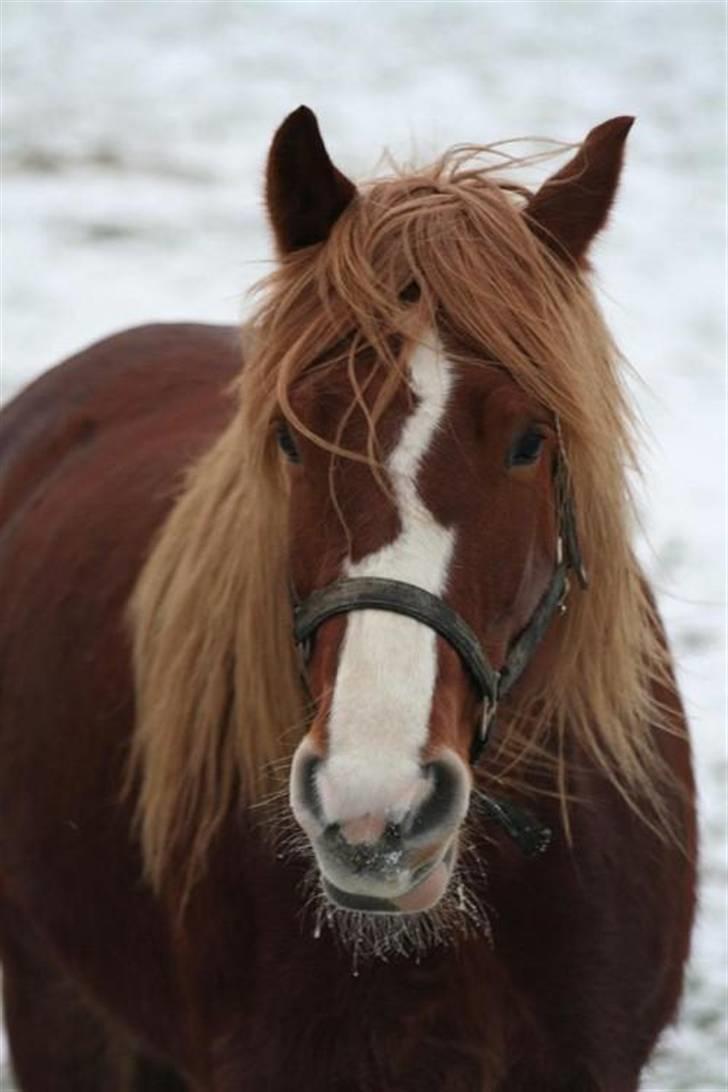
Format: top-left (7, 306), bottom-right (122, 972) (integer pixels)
top-left (524, 116), bottom-right (635, 265)
top-left (266, 105), bottom-right (358, 254)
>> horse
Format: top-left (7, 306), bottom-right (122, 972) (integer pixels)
top-left (0, 106), bottom-right (696, 1091)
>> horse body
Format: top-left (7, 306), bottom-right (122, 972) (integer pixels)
top-left (0, 324), bottom-right (241, 1080)
top-left (0, 110), bottom-right (696, 1091)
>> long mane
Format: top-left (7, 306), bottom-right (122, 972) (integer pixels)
top-left (130, 143), bottom-right (678, 893)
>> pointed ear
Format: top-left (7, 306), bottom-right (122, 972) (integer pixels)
top-left (524, 116), bottom-right (635, 265)
top-left (265, 106), bottom-right (357, 255)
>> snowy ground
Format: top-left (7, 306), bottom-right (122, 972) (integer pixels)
top-left (1, 1), bottom-right (725, 1088)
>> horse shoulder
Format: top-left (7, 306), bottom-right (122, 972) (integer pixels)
top-left (0, 322), bottom-right (242, 529)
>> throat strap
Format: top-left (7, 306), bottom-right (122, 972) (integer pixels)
top-left (476, 793), bottom-right (552, 857)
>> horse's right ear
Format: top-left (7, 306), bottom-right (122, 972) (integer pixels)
top-left (266, 106), bottom-right (357, 255)
top-left (524, 116), bottom-right (635, 265)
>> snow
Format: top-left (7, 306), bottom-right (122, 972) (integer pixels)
top-left (1, 1), bottom-right (725, 1088)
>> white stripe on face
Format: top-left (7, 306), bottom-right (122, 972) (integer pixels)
top-left (317, 333), bottom-right (456, 824)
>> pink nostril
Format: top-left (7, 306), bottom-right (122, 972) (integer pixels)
top-left (339, 814), bottom-right (387, 846)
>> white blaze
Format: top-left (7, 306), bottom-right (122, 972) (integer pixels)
top-left (318, 334), bottom-right (455, 823)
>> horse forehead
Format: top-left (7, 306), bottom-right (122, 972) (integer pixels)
top-left (441, 359), bottom-right (528, 420)
top-left (343, 335), bottom-right (456, 555)
top-left (291, 331), bottom-right (521, 461)
top-left (394, 335), bottom-right (456, 458)
top-left (292, 331), bottom-right (535, 544)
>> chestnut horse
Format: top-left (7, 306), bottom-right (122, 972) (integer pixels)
top-left (0, 108), bottom-right (696, 1091)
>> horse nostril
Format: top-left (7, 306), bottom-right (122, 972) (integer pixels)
top-left (405, 761), bottom-right (459, 840)
top-left (297, 753), bottom-right (324, 824)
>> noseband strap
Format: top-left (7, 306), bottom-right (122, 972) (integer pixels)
top-left (294, 576), bottom-right (502, 709)
top-left (293, 562), bottom-right (569, 766)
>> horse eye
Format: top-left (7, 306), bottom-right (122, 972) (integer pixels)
top-left (276, 422), bottom-right (301, 463)
top-left (508, 428), bottom-right (545, 468)
top-left (399, 281), bottom-right (421, 304)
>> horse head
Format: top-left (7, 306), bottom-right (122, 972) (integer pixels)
top-left (262, 107), bottom-right (633, 915)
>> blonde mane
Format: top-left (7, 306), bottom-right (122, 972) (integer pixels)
top-left (130, 143), bottom-right (678, 893)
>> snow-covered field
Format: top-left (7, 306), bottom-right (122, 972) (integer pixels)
top-left (1, 1), bottom-right (725, 1088)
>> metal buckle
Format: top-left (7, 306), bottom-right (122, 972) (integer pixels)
top-left (470, 695), bottom-right (498, 765)
top-left (480, 696), bottom-right (498, 745)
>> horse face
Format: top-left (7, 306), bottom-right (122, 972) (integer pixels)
top-left (284, 329), bottom-right (559, 915)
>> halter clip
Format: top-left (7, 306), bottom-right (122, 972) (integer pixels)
top-left (470, 696), bottom-right (499, 765)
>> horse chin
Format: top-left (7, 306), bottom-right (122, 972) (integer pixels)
top-left (320, 844), bottom-right (456, 917)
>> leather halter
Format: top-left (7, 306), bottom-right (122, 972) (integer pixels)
top-left (291, 446), bottom-right (586, 857)
top-left (295, 567), bottom-right (569, 762)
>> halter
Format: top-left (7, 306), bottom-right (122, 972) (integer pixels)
top-left (292, 442), bottom-right (587, 857)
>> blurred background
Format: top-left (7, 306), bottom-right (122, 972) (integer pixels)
top-left (1, 1), bottom-right (725, 1088)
